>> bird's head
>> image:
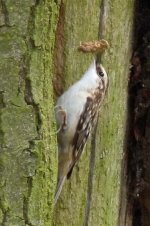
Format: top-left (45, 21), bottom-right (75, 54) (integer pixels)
top-left (81, 60), bottom-right (108, 89)
top-left (95, 60), bottom-right (108, 86)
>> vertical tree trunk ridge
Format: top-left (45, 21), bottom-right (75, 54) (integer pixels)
top-left (0, 1), bottom-right (60, 225)
top-left (53, 1), bottom-right (134, 226)
top-left (83, 2), bottom-right (109, 225)
top-left (119, 1), bottom-right (150, 226)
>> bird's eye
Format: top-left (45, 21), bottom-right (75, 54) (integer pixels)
top-left (98, 71), bottom-right (104, 77)
top-left (96, 64), bottom-right (105, 77)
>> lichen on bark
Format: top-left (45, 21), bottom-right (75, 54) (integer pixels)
top-left (0, 1), bottom-right (60, 225)
top-left (0, 0), bottom-right (136, 225)
top-left (53, 0), bottom-right (135, 226)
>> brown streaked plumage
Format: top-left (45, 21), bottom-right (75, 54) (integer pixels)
top-left (54, 60), bottom-right (108, 204)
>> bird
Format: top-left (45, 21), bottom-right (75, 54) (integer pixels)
top-left (54, 59), bottom-right (108, 204)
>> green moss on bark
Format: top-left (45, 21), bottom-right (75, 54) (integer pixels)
top-left (89, 1), bottom-right (135, 225)
top-left (53, 0), bottom-right (134, 226)
top-left (53, 1), bottom-right (100, 225)
top-left (0, 1), bottom-right (60, 225)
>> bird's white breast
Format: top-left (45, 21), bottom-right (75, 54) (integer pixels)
top-left (55, 60), bottom-right (107, 146)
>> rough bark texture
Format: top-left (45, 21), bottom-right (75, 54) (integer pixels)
top-left (53, 1), bottom-right (134, 226)
top-left (119, 1), bottom-right (150, 226)
top-left (0, 1), bottom-right (60, 225)
top-left (0, 0), bottom-right (136, 226)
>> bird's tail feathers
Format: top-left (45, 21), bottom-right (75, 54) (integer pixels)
top-left (54, 176), bottom-right (66, 205)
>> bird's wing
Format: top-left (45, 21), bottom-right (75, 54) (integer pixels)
top-left (67, 96), bottom-right (97, 178)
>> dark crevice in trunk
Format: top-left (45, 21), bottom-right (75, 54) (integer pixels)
top-left (17, 2), bottom-right (41, 225)
top-left (23, 177), bottom-right (34, 226)
top-left (18, 1), bottom-right (42, 139)
top-left (0, 197), bottom-right (10, 226)
top-left (0, 91), bottom-right (5, 149)
top-left (53, 1), bottom-right (66, 100)
top-left (24, 77), bottom-right (42, 136)
top-left (0, 0), bottom-right (10, 27)
top-left (120, 0), bottom-right (150, 225)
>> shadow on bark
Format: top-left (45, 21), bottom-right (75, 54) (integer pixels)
top-left (119, 0), bottom-right (150, 225)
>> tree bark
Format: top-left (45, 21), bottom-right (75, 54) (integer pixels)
top-left (120, 1), bottom-right (150, 226)
top-left (0, 1), bottom-right (59, 225)
top-left (0, 0), bottom-right (135, 226)
top-left (53, 1), bottom-right (135, 226)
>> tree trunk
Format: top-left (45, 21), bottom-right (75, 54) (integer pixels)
top-left (0, 1), bottom-right (59, 225)
top-left (0, 0), bottom-right (136, 226)
top-left (53, 1), bottom-right (135, 226)
top-left (120, 1), bottom-right (150, 226)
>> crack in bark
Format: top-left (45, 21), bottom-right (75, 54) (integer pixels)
top-left (0, 198), bottom-right (10, 226)
top-left (24, 1), bottom-right (42, 137)
top-left (24, 78), bottom-right (42, 136)
top-left (23, 177), bottom-right (34, 226)
top-left (0, 92), bottom-right (5, 224)
top-left (17, 2), bottom-right (41, 225)
top-left (0, 0), bottom-right (10, 27)
top-left (0, 91), bottom-right (5, 149)
top-left (18, 54), bottom-right (42, 138)
top-left (18, 1), bottom-right (42, 137)
top-left (53, 1), bottom-right (66, 99)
